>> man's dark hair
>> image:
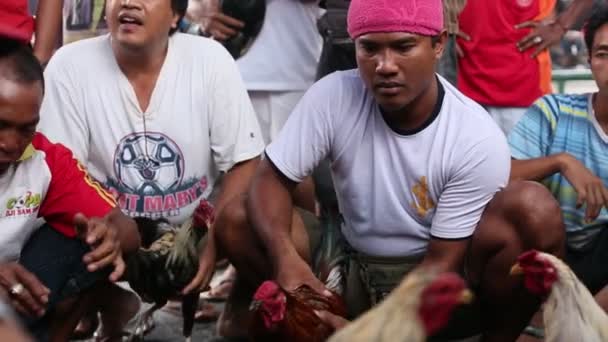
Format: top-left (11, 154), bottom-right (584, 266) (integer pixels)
top-left (584, 7), bottom-right (608, 57)
top-left (170, 0), bottom-right (188, 35)
top-left (0, 38), bottom-right (44, 92)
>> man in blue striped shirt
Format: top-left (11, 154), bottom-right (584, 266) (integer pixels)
top-left (509, 8), bottom-right (608, 305)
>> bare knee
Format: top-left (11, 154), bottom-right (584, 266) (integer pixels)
top-left (493, 181), bottom-right (565, 254)
top-left (214, 195), bottom-right (249, 252)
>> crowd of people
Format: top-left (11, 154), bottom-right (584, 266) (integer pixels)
top-left (0, 0), bottom-right (607, 341)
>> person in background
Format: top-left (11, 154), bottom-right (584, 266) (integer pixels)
top-left (2, 0), bottom-right (62, 67)
top-left (457, 0), bottom-right (595, 136)
top-left (509, 8), bottom-right (608, 339)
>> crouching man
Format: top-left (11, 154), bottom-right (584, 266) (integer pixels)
top-left (0, 38), bottom-right (140, 340)
top-left (214, 0), bottom-right (567, 341)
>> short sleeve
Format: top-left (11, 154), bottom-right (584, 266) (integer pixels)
top-left (208, 44), bottom-right (265, 172)
top-left (34, 134), bottom-right (115, 237)
top-left (508, 96), bottom-right (557, 160)
top-left (264, 77), bottom-right (335, 183)
top-left (38, 54), bottom-right (90, 162)
top-left (430, 135), bottom-right (511, 239)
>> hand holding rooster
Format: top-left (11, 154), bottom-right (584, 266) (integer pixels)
top-left (182, 201), bottom-right (218, 295)
top-left (74, 213), bottom-right (125, 282)
top-left (276, 255), bottom-right (332, 296)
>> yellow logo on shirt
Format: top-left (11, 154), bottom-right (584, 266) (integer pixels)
top-left (411, 176), bottom-right (435, 217)
top-left (5, 191), bottom-right (41, 217)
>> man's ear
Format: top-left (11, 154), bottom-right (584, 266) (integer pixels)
top-left (434, 30), bottom-right (448, 60)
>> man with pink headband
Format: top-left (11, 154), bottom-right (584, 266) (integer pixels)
top-left (215, 0), bottom-right (567, 340)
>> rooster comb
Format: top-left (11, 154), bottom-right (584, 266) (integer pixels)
top-left (193, 200), bottom-right (215, 228)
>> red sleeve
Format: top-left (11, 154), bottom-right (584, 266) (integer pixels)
top-left (34, 133), bottom-right (116, 237)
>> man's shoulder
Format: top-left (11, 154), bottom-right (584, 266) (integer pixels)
top-left (532, 93), bottom-right (589, 117)
top-left (312, 69), bottom-right (367, 99)
top-left (440, 78), bottom-right (500, 132)
top-left (170, 33), bottom-right (232, 60)
top-left (48, 35), bottom-right (111, 72)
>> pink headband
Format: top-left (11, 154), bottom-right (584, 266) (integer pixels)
top-left (347, 0), bottom-right (444, 39)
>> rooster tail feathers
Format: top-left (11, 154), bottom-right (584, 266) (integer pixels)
top-left (166, 218), bottom-right (206, 269)
top-left (313, 211), bottom-right (347, 295)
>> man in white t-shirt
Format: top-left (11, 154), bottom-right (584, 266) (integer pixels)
top-left (215, 0), bottom-right (567, 340)
top-left (38, 0), bottom-right (265, 337)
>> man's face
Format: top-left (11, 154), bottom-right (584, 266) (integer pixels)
top-left (0, 77), bottom-right (41, 175)
top-left (590, 24), bottom-right (608, 92)
top-left (355, 32), bottom-right (444, 113)
top-left (107, 0), bottom-right (179, 49)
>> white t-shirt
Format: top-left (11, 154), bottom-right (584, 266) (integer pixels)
top-left (237, 0), bottom-right (323, 91)
top-left (39, 33), bottom-right (265, 225)
top-left (267, 71), bottom-right (510, 257)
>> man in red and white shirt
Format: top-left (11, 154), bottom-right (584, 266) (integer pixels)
top-left (0, 19), bottom-right (140, 340)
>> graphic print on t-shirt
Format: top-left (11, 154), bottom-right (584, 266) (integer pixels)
top-left (105, 132), bottom-right (208, 219)
top-left (410, 176), bottom-right (435, 218)
top-left (4, 191), bottom-right (41, 218)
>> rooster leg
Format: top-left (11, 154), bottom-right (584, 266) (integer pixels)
top-left (182, 291), bottom-right (199, 341)
top-left (131, 302), bottom-right (164, 340)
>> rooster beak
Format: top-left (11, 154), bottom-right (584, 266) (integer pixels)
top-left (510, 263), bottom-right (524, 276)
top-left (459, 289), bottom-right (473, 304)
top-left (249, 300), bottom-right (261, 311)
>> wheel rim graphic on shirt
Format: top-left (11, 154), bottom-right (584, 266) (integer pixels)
top-left (113, 132), bottom-right (185, 194)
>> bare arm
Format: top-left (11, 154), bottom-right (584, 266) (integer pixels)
top-left (512, 153), bottom-right (608, 221)
top-left (181, 156), bottom-right (260, 294)
top-left (516, 0), bottom-right (595, 56)
top-left (247, 158), bottom-right (299, 268)
top-left (33, 0), bottom-right (63, 66)
top-left (418, 238), bottom-right (470, 273)
top-left (554, 0), bottom-right (595, 31)
top-left (510, 154), bottom-right (564, 183)
top-left (213, 157), bottom-right (260, 214)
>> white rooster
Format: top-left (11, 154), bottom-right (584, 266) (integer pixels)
top-left (510, 250), bottom-right (608, 342)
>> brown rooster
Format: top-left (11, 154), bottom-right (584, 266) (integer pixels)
top-left (328, 269), bottom-right (472, 342)
top-left (249, 280), bottom-right (347, 342)
top-left (511, 250), bottom-right (608, 342)
top-left (125, 200), bottom-right (215, 342)
top-left (248, 208), bottom-right (348, 342)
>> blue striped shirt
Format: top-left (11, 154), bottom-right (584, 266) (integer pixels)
top-left (509, 93), bottom-right (608, 245)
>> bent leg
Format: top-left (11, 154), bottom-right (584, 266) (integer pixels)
top-left (467, 181), bottom-right (565, 342)
top-left (18, 224), bottom-right (108, 341)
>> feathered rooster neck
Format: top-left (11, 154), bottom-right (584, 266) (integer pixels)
top-left (328, 268), bottom-right (470, 342)
top-left (166, 200), bottom-right (214, 266)
top-left (529, 252), bottom-right (608, 342)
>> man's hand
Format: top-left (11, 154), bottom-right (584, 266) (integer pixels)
top-left (182, 228), bottom-right (217, 295)
top-left (276, 255), bottom-right (332, 297)
top-left (559, 154), bottom-right (608, 222)
top-left (0, 263), bottom-right (49, 318)
top-left (195, 0), bottom-right (245, 41)
top-left (516, 20), bottom-right (567, 57)
top-left (74, 213), bottom-right (125, 282)
top-left (314, 310), bottom-right (349, 331)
